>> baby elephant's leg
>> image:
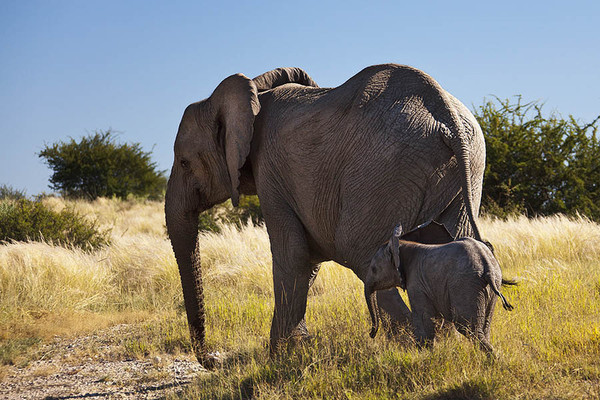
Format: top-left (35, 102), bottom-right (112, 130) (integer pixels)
top-left (478, 295), bottom-right (499, 357)
top-left (454, 313), bottom-right (496, 357)
top-left (410, 292), bottom-right (436, 348)
top-left (476, 334), bottom-right (495, 356)
top-left (483, 295), bottom-right (498, 342)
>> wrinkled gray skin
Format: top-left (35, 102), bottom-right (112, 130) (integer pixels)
top-left (365, 226), bottom-right (513, 355)
top-left (165, 64), bottom-right (486, 366)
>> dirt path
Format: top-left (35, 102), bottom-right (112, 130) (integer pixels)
top-left (0, 325), bottom-right (207, 399)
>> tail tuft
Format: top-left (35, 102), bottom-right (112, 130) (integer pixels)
top-left (499, 293), bottom-right (514, 311)
top-left (502, 278), bottom-right (518, 287)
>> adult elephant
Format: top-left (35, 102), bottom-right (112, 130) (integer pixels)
top-left (165, 64), bottom-right (485, 366)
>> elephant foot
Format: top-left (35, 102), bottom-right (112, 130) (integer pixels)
top-left (269, 326), bottom-right (313, 357)
top-left (374, 288), bottom-right (413, 341)
top-left (381, 316), bottom-right (413, 341)
top-left (270, 336), bottom-right (314, 363)
top-left (435, 319), bottom-right (458, 338)
top-left (196, 351), bottom-right (223, 369)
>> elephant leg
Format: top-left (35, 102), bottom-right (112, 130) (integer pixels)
top-left (483, 296), bottom-right (497, 342)
top-left (264, 209), bottom-right (313, 353)
top-left (436, 192), bottom-right (472, 239)
top-left (271, 264), bottom-right (312, 351)
top-left (479, 296), bottom-right (497, 357)
top-left (476, 335), bottom-right (495, 357)
top-left (453, 307), bottom-right (495, 356)
top-left (455, 322), bottom-right (495, 356)
top-left (278, 262), bottom-right (321, 343)
top-left (412, 307), bottom-right (436, 348)
top-left (376, 288), bottom-right (412, 335)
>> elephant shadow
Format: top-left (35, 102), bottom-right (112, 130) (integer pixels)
top-left (423, 378), bottom-right (497, 400)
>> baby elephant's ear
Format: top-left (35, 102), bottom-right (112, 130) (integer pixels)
top-left (393, 224), bottom-right (403, 238)
top-left (390, 237), bottom-right (400, 271)
top-left (391, 224), bottom-right (402, 269)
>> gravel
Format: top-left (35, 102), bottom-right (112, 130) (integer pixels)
top-left (0, 325), bottom-right (207, 399)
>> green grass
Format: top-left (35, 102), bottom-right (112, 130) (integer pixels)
top-left (1, 198), bottom-right (599, 398)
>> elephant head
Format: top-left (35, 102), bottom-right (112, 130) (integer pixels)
top-left (165, 68), bottom-right (317, 366)
top-left (364, 225), bottom-right (404, 338)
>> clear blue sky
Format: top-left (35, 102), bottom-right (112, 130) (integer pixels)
top-left (1, 1), bottom-right (598, 195)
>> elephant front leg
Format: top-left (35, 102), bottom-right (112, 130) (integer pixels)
top-left (410, 292), bottom-right (436, 348)
top-left (376, 288), bottom-right (412, 335)
top-left (265, 210), bottom-right (314, 354)
top-left (270, 264), bottom-right (313, 352)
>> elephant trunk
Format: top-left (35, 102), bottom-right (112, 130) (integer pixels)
top-left (365, 284), bottom-right (380, 338)
top-left (165, 180), bottom-right (217, 368)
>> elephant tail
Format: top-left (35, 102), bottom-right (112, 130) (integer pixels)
top-left (502, 278), bottom-right (518, 287)
top-left (437, 94), bottom-right (483, 242)
top-left (490, 280), bottom-right (514, 311)
top-left (483, 267), bottom-right (515, 311)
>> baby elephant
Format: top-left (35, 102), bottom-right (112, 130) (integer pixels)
top-left (364, 225), bottom-right (514, 355)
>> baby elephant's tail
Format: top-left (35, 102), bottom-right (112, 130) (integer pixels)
top-left (495, 289), bottom-right (514, 311)
top-left (488, 279), bottom-right (514, 311)
top-left (502, 278), bottom-right (518, 287)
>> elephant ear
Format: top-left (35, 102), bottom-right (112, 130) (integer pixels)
top-left (391, 224), bottom-right (407, 289)
top-left (209, 73), bottom-right (260, 207)
top-left (391, 224), bottom-right (402, 271)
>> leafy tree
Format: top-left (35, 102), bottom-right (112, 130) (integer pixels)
top-left (38, 130), bottom-right (166, 200)
top-left (475, 96), bottom-right (600, 219)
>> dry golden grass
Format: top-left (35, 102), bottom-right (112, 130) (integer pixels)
top-left (1, 198), bottom-right (599, 398)
top-left (40, 196), bottom-right (166, 238)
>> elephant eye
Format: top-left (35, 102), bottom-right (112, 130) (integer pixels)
top-left (180, 159), bottom-right (190, 169)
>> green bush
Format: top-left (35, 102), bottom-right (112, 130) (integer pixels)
top-left (0, 199), bottom-right (110, 250)
top-left (38, 130), bottom-right (167, 200)
top-left (0, 184), bottom-right (26, 200)
top-left (198, 195), bottom-right (263, 232)
top-left (475, 97), bottom-right (600, 220)
top-left (225, 195), bottom-right (263, 226)
top-left (198, 209), bottom-right (222, 233)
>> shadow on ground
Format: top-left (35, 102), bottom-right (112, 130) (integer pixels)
top-left (423, 378), bottom-right (497, 400)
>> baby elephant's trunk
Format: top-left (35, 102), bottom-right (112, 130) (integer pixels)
top-left (364, 285), bottom-right (380, 338)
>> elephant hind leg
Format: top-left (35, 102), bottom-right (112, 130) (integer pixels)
top-left (479, 296), bottom-right (498, 358)
top-left (476, 335), bottom-right (495, 357)
top-left (483, 295), bottom-right (497, 341)
top-left (454, 318), bottom-right (496, 357)
top-left (436, 191), bottom-right (473, 239)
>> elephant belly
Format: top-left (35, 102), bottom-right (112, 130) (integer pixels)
top-left (330, 155), bottom-right (461, 270)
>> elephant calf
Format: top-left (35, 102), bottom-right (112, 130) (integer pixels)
top-left (365, 225), bottom-right (514, 355)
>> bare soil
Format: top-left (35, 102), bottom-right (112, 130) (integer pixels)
top-left (0, 325), bottom-right (206, 399)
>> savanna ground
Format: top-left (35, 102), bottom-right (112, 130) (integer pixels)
top-left (0, 198), bottom-right (599, 399)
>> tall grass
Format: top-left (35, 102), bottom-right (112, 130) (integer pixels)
top-left (1, 198), bottom-right (599, 398)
